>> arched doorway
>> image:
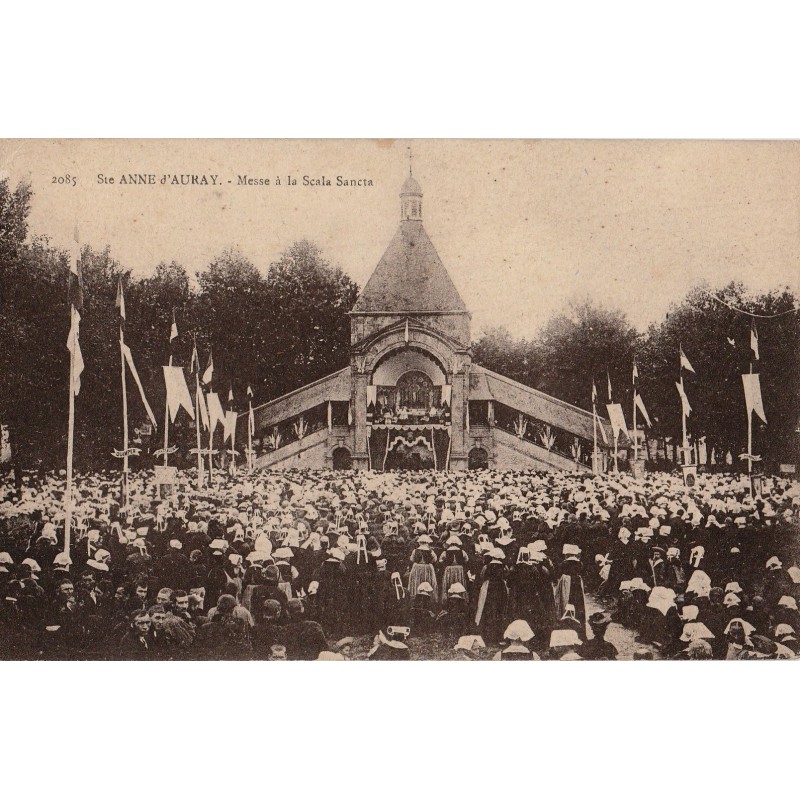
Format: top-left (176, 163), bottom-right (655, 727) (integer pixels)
top-left (332, 447), bottom-right (352, 470)
top-left (468, 447), bottom-right (489, 470)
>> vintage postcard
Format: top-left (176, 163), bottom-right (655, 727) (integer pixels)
top-left (0, 139), bottom-right (798, 661)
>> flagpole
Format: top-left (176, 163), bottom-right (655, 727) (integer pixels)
top-left (248, 397), bottom-right (254, 474)
top-left (748, 358), bottom-right (753, 495)
top-left (193, 339), bottom-right (203, 490)
top-left (592, 383), bottom-right (598, 475)
top-left (163, 352), bottom-right (172, 467)
top-left (208, 395), bottom-right (214, 486)
top-left (64, 310), bottom-right (76, 556)
top-left (120, 328), bottom-right (129, 509)
top-left (632, 386), bottom-right (638, 467)
top-left (679, 346), bottom-right (688, 465)
top-left (227, 386), bottom-right (235, 476)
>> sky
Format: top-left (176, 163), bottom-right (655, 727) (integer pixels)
top-left (2, 139), bottom-right (798, 338)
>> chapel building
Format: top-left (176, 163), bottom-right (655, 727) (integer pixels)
top-left (248, 172), bottom-right (611, 471)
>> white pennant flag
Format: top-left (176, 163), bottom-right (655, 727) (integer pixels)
top-left (206, 392), bottom-right (225, 433)
top-left (595, 407), bottom-right (609, 445)
top-left (742, 373), bottom-right (767, 424)
top-left (66, 307), bottom-right (85, 396)
top-left (197, 384), bottom-right (209, 430)
top-left (122, 343), bottom-right (157, 428)
top-left (605, 403), bottom-right (628, 442)
top-left (634, 392), bottom-right (652, 427)
top-left (675, 377), bottom-right (692, 417)
top-left (750, 324), bottom-right (759, 361)
top-left (680, 347), bottom-right (695, 373)
top-left (223, 409), bottom-right (237, 443)
top-left (163, 366), bottom-right (194, 422)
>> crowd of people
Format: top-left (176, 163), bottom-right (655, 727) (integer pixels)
top-left (0, 465), bottom-right (798, 660)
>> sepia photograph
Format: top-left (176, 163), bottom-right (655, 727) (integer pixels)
top-left (0, 138), bottom-right (798, 662)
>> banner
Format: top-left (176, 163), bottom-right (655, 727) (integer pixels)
top-left (679, 346), bottom-right (695, 373)
top-left (366, 385), bottom-right (377, 406)
top-left (163, 366), bottom-right (194, 422)
top-left (206, 392), bottom-right (225, 432)
top-left (441, 384), bottom-right (452, 407)
top-left (67, 307), bottom-right (85, 396)
top-left (197, 385), bottom-right (209, 430)
top-left (122, 343), bottom-right (157, 428)
top-left (634, 392), bottom-right (652, 427)
top-left (154, 465), bottom-right (178, 499)
top-left (742, 373), bottom-right (767, 424)
top-left (223, 410), bottom-right (237, 443)
top-left (605, 403), bottom-right (628, 442)
top-left (675, 377), bottom-right (692, 417)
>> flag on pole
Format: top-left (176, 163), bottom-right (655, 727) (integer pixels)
top-left (223, 410), bottom-right (237, 443)
top-left (68, 226), bottom-right (84, 312)
top-left (632, 359), bottom-right (639, 388)
top-left (206, 391), bottom-right (225, 432)
top-left (163, 366), bottom-right (195, 422)
top-left (675, 377), bottom-right (692, 417)
top-left (750, 321), bottom-right (759, 361)
top-left (170, 311), bottom-right (178, 343)
top-left (679, 346), bottom-right (695, 373)
top-left (605, 403), bottom-right (628, 442)
top-left (249, 403), bottom-right (255, 437)
top-left (742, 373), bottom-right (767, 424)
top-left (197, 384), bottom-right (209, 429)
top-left (115, 277), bottom-right (126, 324)
top-left (66, 228), bottom-right (85, 395)
top-left (228, 385), bottom-right (234, 404)
top-left (597, 415), bottom-right (608, 445)
top-left (607, 369), bottom-right (613, 402)
top-left (246, 384), bottom-right (253, 399)
top-left (122, 343), bottom-right (157, 428)
top-left (634, 393), bottom-right (652, 427)
top-left (592, 381), bottom-right (598, 405)
top-left (202, 350), bottom-right (214, 385)
top-left (66, 308), bottom-right (84, 396)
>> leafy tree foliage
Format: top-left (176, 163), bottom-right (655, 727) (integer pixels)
top-left (0, 182), bottom-right (359, 470)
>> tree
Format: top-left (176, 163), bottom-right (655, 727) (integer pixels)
top-left (641, 282), bottom-right (800, 467)
top-left (536, 300), bottom-right (640, 411)
top-left (265, 240), bottom-right (359, 399)
top-left (472, 326), bottom-right (541, 388)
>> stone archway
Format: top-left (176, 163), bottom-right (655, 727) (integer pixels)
top-left (332, 447), bottom-right (352, 470)
top-left (468, 447), bottom-right (489, 470)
